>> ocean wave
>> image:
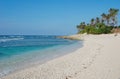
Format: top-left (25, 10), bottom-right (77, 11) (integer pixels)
top-left (0, 38), bottom-right (24, 43)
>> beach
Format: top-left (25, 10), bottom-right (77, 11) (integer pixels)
top-left (1, 34), bottom-right (120, 79)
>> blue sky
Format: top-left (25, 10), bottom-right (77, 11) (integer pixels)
top-left (0, 0), bottom-right (120, 35)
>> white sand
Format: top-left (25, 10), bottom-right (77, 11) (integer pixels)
top-left (1, 34), bottom-right (120, 79)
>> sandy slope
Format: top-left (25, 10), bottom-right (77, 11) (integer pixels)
top-left (1, 34), bottom-right (120, 79)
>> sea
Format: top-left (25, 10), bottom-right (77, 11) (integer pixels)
top-left (0, 35), bottom-right (83, 77)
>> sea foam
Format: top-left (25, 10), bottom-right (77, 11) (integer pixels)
top-left (0, 38), bottom-right (24, 43)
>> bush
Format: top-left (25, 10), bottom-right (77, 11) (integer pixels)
top-left (119, 26), bottom-right (120, 28)
top-left (79, 25), bottom-right (112, 34)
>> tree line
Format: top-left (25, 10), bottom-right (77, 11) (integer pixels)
top-left (77, 8), bottom-right (119, 34)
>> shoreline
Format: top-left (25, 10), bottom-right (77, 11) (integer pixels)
top-left (0, 41), bottom-right (83, 78)
top-left (2, 34), bottom-right (120, 79)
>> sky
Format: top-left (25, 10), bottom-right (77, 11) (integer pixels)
top-left (0, 0), bottom-right (120, 35)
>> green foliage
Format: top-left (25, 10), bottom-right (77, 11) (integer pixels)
top-left (79, 23), bottom-right (113, 34)
top-left (119, 26), bottom-right (120, 28)
top-left (77, 8), bottom-right (119, 34)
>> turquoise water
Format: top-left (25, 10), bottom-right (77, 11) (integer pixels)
top-left (0, 35), bottom-right (83, 77)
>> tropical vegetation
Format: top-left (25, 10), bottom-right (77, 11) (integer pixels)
top-left (77, 8), bottom-right (119, 34)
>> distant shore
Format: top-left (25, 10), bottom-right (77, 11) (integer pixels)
top-left (57, 34), bottom-right (85, 40)
top-left (2, 34), bottom-right (120, 79)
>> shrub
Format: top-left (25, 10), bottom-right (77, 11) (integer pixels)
top-left (119, 26), bottom-right (120, 28)
top-left (79, 25), bottom-right (112, 34)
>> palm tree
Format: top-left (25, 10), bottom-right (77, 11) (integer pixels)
top-left (101, 13), bottom-right (107, 24)
top-left (109, 8), bottom-right (119, 26)
top-left (101, 19), bottom-right (105, 24)
top-left (95, 17), bottom-right (100, 24)
top-left (81, 22), bottom-right (86, 29)
top-left (109, 8), bottom-right (119, 17)
top-left (101, 13), bottom-right (110, 26)
top-left (90, 18), bottom-right (95, 25)
top-left (76, 22), bottom-right (86, 32)
top-left (114, 9), bottom-right (119, 26)
top-left (87, 23), bottom-right (90, 26)
top-left (82, 22), bottom-right (86, 25)
top-left (109, 8), bottom-right (114, 15)
top-left (106, 14), bottom-right (111, 26)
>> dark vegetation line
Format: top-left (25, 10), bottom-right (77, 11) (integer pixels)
top-left (77, 8), bottom-right (120, 34)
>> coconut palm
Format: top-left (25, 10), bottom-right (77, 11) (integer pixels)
top-left (101, 13), bottom-right (106, 19)
top-left (106, 14), bottom-right (111, 26)
top-left (109, 8), bottom-right (119, 26)
top-left (109, 8), bottom-right (119, 17)
top-left (76, 8), bottom-right (119, 34)
top-left (101, 19), bottom-right (105, 24)
top-left (101, 13), bottom-right (110, 26)
top-left (90, 18), bottom-right (95, 25)
top-left (77, 22), bottom-right (86, 31)
top-left (95, 17), bottom-right (100, 24)
top-left (101, 13), bottom-right (107, 24)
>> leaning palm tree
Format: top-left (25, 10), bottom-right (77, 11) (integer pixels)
top-left (109, 8), bottom-right (119, 26)
top-left (113, 9), bottom-right (119, 26)
top-left (109, 8), bottom-right (119, 17)
top-left (101, 13), bottom-right (110, 26)
top-left (109, 8), bottom-right (115, 25)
